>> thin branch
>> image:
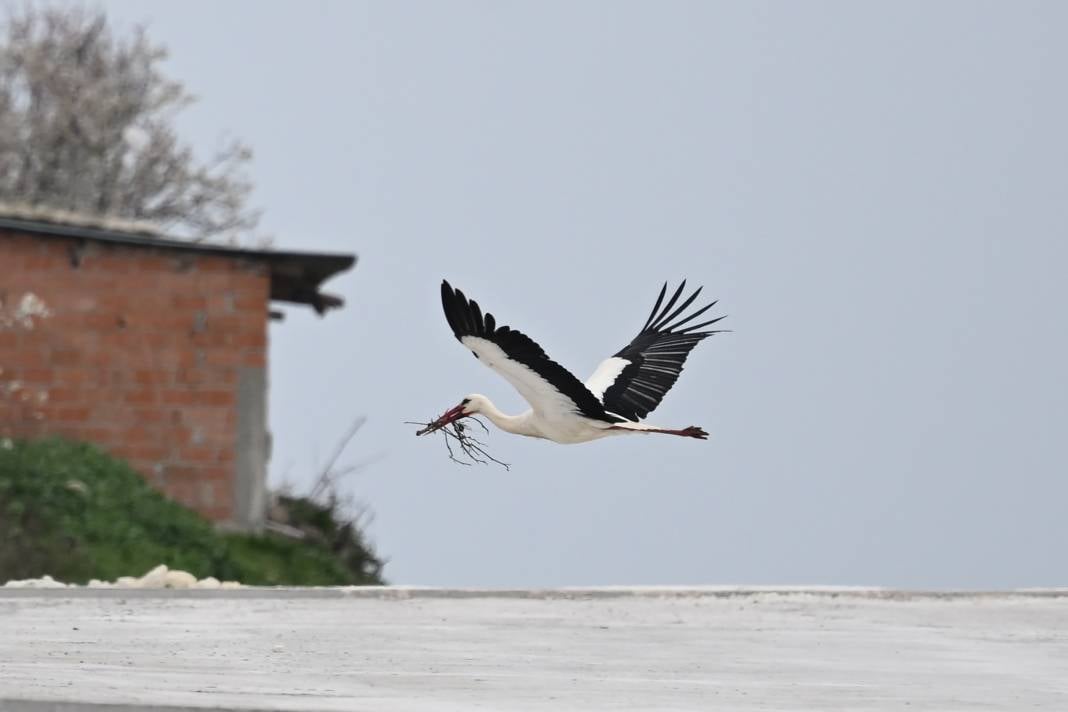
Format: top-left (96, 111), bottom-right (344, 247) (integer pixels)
top-left (309, 416), bottom-right (366, 500)
top-left (406, 417), bottom-right (511, 471)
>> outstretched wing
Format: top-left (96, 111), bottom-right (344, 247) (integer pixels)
top-left (585, 281), bottom-right (726, 421)
top-left (441, 280), bottom-right (620, 423)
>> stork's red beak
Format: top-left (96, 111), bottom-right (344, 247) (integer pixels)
top-left (416, 404), bottom-right (467, 436)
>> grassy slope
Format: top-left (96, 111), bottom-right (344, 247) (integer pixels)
top-left (0, 438), bottom-right (382, 585)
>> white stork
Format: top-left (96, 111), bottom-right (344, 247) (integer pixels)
top-left (418, 280), bottom-right (726, 444)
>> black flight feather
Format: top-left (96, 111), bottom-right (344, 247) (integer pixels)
top-left (440, 280), bottom-right (620, 423)
top-left (600, 281), bottom-right (727, 421)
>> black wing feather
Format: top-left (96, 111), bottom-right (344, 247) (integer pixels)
top-left (640, 283), bottom-right (669, 332)
top-left (601, 281), bottom-right (726, 421)
top-left (441, 281), bottom-right (620, 423)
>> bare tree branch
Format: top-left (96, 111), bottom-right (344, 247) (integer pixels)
top-left (0, 6), bottom-right (261, 243)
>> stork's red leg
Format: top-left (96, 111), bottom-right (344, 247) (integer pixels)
top-left (610, 425), bottom-right (708, 439)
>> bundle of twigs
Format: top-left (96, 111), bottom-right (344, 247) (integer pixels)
top-left (408, 417), bottom-right (510, 470)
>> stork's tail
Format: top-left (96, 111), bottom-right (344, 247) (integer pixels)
top-left (609, 423), bottom-right (709, 440)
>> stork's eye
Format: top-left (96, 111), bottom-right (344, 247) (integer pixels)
top-left (461, 398), bottom-right (471, 405)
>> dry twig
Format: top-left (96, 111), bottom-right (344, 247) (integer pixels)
top-left (407, 417), bottom-right (510, 470)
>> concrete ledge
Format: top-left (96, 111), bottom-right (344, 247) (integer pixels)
top-left (0, 701), bottom-right (221, 712)
top-left (3, 587), bottom-right (1066, 711)
top-left (3, 584), bottom-right (1068, 600)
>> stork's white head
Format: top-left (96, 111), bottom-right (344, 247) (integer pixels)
top-left (417, 394), bottom-right (489, 436)
top-left (458, 393), bottom-right (491, 415)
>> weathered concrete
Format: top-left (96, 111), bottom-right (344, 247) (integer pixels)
top-left (1, 588), bottom-right (1066, 711)
top-left (233, 365), bottom-right (268, 531)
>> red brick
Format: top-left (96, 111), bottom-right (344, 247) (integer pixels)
top-left (134, 254), bottom-right (171, 271)
top-left (21, 253), bottom-right (67, 269)
top-left (204, 350), bottom-right (242, 367)
top-left (41, 387), bottom-right (80, 403)
top-left (51, 406), bottom-right (92, 423)
top-left (174, 368), bottom-right (208, 386)
top-left (125, 445), bottom-right (170, 461)
top-left (123, 390), bottom-right (158, 405)
top-left (182, 447), bottom-right (223, 463)
top-left (197, 465), bottom-right (232, 482)
top-left (133, 370), bottom-right (169, 386)
top-left (177, 298), bottom-right (210, 313)
top-left (195, 257), bottom-right (235, 274)
top-left (232, 331), bottom-right (266, 349)
top-left (160, 464), bottom-right (198, 481)
top-left (80, 313), bottom-right (121, 330)
top-left (161, 390), bottom-right (198, 406)
top-left (49, 350), bottom-right (81, 367)
top-left (0, 229), bottom-right (275, 524)
top-left (79, 426), bottom-right (119, 443)
top-left (2, 349), bottom-right (50, 367)
top-left (20, 368), bottom-right (54, 383)
top-left (189, 331), bottom-right (230, 348)
top-left (131, 409), bottom-right (168, 425)
top-left (194, 391), bottom-right (234, 407)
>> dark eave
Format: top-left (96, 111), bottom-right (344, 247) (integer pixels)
top-left (0, 215), bottom-right (356, 315)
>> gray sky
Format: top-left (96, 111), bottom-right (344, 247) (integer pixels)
top-left (73, 0), bottom-right (1068, 587)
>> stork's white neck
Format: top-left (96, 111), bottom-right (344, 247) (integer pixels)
top-left (475, 399), bottom-right (538, 438)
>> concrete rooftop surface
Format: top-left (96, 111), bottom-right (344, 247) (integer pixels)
top-left (1, 587), bottom-right (1066, 711)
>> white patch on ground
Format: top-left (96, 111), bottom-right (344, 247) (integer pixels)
top-left (2, 564), bottom-right (241, 590)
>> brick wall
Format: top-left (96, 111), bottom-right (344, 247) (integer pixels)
top-left (0, 229), bottom-right (270, 524)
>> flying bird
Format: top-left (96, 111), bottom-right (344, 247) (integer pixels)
top-left (418, 280), bottom-right (726, 444)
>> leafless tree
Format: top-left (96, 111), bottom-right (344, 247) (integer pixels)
top-left (0, 6), bottom-right (260, 242)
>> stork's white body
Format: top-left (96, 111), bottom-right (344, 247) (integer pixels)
top-left (462, 340), bottom-right (665, 444)
top-left (465, 402), bottom-right (613, 444)
top-left (428, 280), bottom-right (725, 445)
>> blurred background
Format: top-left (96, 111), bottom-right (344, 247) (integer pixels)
top-left (2, 1), bottom-right (1066, 589)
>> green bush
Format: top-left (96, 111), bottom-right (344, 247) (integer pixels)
top-left (0, 438), bottom-right (384, 585)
